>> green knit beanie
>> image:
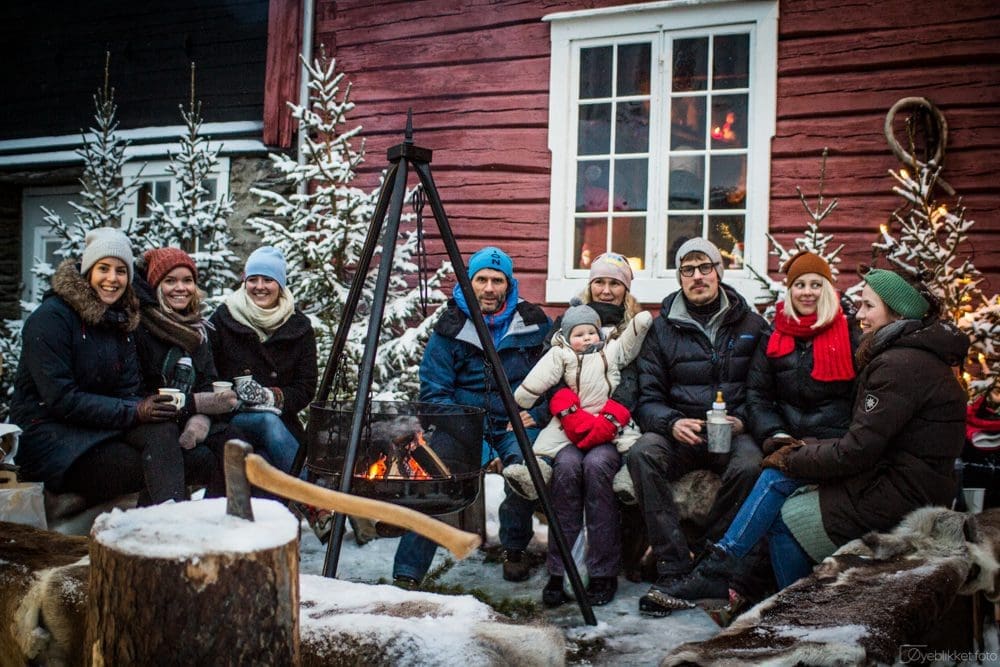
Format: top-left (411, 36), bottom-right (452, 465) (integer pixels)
top-left (864, 269), bottom-right (930, 319)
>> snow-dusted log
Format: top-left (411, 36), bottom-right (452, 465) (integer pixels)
top-left (85, 498), bottom-right (300, 666)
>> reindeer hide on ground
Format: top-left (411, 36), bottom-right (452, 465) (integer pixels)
top-left (663, 507), bottom-right (997, 667)
top-left (0, 521), bottom-right (89, 667)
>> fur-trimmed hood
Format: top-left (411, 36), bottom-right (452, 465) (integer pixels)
top-left (49, 259), bottom-right (140, 332)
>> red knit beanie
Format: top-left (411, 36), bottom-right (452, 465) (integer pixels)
top-left (144, 247), bottom-right (198, 288)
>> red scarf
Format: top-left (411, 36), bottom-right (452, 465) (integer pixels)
top-left (967, 396), bottom-right (1000, 441)
top-left (766, 301), bottom-right (855, 382)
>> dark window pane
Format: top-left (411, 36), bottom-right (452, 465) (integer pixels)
top-left (672, 38), bottom-right (707, 92)
top-left (154, 181), bottom-right (171, 202)
top-left (614, 158), bottom-right (648, 211)
top-left (710, 94), bottom-right (748, 148)
top-left (611, 216), bottom-right (646, 266)
top-left (615, 102), bottom-right (649, 153)
top-left (669, 153), bottom-right (705, 210)
top-left (713, 34), bottom-right (749, 89)
top-left (575, 217), bottom-right (608, 269)
top-left (137, 182), bottom-right (153, 217)
top-left (577, 160), bottom-right (610, 212)
top-left (708, 215), bottom-right (745, 269)
top-left (580, 46), bottom-right (612, 99)
top-left (709, 155), bottom-right (747, 210)
top-left (617, 43), bottom-right (651, 96)
top-left (670, 96), bottom-right (706, 150)
top-left (666, 215), bottom-right (704, 268)
top-left (202, 178), bottom-right (218, 201)
top-left (578, 104), bottom-right (611, 155)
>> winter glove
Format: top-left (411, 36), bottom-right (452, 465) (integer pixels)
top-left (136, 394), bottom-right (178, 423)
top-left (761, 434), bottom-right (804, 456)
top-left (550, 387), bottom-right (595, 444)
top-left (577, 399), bottom-right (631, 450)
top-left (760, 442), bottom-right (806, 473)
top-left (179, 414), bottom-right (211, 450)
top-left (193, 390), bottom-right (239, 415)
top-left (235, 377), bottom-right (275, 407)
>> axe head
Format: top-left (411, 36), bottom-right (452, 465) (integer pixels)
top-left (225, 439), bottom-right (255, 521)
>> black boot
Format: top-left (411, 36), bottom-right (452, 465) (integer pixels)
top-left (639, 572), bottom-right (697, 616)
top-left (662, 543), bottom-right (734, 601)
top-left (542, 575), bottom-right (568, 607)
top-left (502, 549), bottom-right (532, 582)
top-left (585, 576), bottom-right (618, 606)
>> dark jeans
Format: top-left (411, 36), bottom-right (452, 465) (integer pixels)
top-left (393, 427), bottom-right (538, 581)
top-left (62, 439), bottom-right (145, 505)
top-left (627, 430), bottom-right (762, 576)
top-left (547, 443), bottom-right (621, 578)
top-left (128, 422), bottom-right (220, 505)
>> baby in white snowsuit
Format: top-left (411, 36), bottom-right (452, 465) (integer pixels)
top-left (504, 302), bottom-right (653, 500)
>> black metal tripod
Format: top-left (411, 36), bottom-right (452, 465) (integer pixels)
top-left (309, 114), bottom-right (596, 625)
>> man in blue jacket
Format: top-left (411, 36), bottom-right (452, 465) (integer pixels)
top-left (628, 238), bottom-right (768, 615)
top-left (393, 246), bottom-right (552, 585)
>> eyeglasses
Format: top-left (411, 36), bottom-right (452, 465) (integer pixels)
top-left (678, 262), bottom-right (717, 277)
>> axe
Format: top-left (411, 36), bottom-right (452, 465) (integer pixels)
top-left (224, 440), bottom-right (481, 560)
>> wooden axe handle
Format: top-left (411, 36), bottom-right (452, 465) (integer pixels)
top-left (244, 453), bottom-right (482, 560)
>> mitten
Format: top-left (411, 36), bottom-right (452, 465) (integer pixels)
top-left (193, 390), bottom-right (239, 415)
top-left (136, 394), bottom-right (177, 423)
top-left (179, 414), bottom-right (211, 450)
top-left (760, 442), bottom-right (805, 473)
top-left (235, 377), bottom-right (275, 407)
top-left (577, 399), bottom-right (631, 450)
top-left (550, 388), bottom-right (594, 444)
top-left (761, 434), bottom-right (803, 456)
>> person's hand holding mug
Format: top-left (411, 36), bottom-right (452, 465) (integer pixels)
top-left (671, 418), bottom-right (704, 446)
top-left (137, 394), bottom-right (177, 423)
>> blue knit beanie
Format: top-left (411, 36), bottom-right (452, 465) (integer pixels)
top-left (468, 246), bottom-right (514, 282)
top-left (244, 246), bottom-right (287, 288)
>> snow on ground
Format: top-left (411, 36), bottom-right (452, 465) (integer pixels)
top-left (297, 473), bottom-right (721, 665)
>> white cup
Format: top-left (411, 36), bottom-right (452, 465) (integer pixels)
top-left (158, 387), bottom-right (186, 409)
top-left (963, 487), bottom-right (986, 514)
top-left (213, 381), bottom-right (233, 394)
top-left (705, 411), bottom-right (732, 454)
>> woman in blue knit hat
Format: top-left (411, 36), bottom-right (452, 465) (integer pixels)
top-left (653, 267), bottom-right (969, 609)
top-left (208, 246), bottom-right (317, 478)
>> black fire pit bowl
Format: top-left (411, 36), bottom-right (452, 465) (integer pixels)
top-left (306, 401), bottom-right (485, 515)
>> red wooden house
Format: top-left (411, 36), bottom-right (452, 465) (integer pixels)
top-left (265, 0), bottom-right (999, 309)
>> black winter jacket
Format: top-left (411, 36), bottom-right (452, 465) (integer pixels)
top-left (208, 303), bottom-right (318, 443)
top-left (745, 309), bottom-right (862, 442)
top-left (636, 284), bottom-right (768, 438)
top-left (11, 260), bottom-right (142, 490)
top-left (782, 318), bottom-right (969, 546)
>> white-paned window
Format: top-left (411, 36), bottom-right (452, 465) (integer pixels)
top-left (122, 158), bottom-right (230, 253)
top-left (545, 1), bottom-right (778, 303)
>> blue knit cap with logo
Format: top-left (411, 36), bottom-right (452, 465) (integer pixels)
top-left (468, 246), bottom-right (514, 282)
top-left (244, 246), bottom-right (287, 288)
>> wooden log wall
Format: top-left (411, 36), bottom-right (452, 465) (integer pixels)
top-left (316, 0), bottom-right (1000, 304)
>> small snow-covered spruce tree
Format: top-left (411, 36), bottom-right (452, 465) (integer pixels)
top-left (39, 53), bottom-right (146, 285)
top-left (873, 159), bottom-right (997, 397)
top-left (145, 64), bottom-right (240, 304)
top-left (745, 149), bottom-right (847, 311)
top-left (248, 52), bottom-right (450, 401)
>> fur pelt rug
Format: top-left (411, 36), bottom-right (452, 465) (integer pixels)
top-left (663, 507), bottom-right (1000, 667)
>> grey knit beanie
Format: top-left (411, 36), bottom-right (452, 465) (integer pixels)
top-left (561, 302), bottom-right (602, 340)
top-left (674, 238), bottom-right (724, 280)
top-left (80, 227), bottom-right (134, 283)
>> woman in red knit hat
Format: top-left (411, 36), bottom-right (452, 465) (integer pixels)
top-left (131, 247), bottom-right (241, 503)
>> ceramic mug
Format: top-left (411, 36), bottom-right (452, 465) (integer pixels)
top-left (158, 387), bottom-right (186, 409)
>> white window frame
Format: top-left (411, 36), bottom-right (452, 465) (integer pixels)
top-left (544, 0), bottom-right (778, 304)
top-left (121, 157), bottom-right (231, 252)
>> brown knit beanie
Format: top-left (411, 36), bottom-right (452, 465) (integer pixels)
top-left (144, 247), bottom-right (198, 288)
top-left (782, 251), bottom-right (833, 285)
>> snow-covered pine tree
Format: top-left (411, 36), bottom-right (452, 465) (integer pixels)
top-left (248, 52), bottom-right (450, 401)
top-left (145, 64), bottom-right (240, 303)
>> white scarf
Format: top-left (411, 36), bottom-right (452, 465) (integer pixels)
top-left (225, 284), bottom-right (296, 342)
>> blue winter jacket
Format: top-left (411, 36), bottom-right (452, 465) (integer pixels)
top-left (419, 299), bottom-right (552, 443)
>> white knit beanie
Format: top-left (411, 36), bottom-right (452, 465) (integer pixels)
top-left (80, 227), bottom-right (134, 283)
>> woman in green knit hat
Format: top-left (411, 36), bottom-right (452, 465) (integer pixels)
top-left (652, 267), bottom-right (968, 602)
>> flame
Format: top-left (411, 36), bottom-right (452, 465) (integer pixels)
top-left (361, 431), bottom-right (432, 480)
top-left (366, 454), bottom-right (387, 480)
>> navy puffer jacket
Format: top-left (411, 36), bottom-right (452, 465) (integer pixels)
top-left (636, 284), bottom-right (768, 438)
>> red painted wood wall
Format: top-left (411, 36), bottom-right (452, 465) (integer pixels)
top-left (291, 0), bottom-right (1000, 307)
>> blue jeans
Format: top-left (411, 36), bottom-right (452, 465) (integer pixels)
top-left (393, 427), bottom-right (538, 581)
top-left (717, 468), bottom-right (803, 558)
top-left (768, 514), bottom-right (815, 588)
top-left (230, 412), bottom-right (300, 474)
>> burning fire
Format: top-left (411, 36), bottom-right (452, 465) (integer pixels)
top-left (362, 431), bottom-right (432, 480)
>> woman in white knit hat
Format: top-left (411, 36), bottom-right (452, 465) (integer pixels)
top-left (11, 228), bottom-right (182, 505)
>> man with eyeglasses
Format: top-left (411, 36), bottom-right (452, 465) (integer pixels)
top-left (628, 238), bottom-right (768, 616)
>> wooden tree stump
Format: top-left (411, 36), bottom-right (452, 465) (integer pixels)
top-left (85, 498), bottom-right (300, 666)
